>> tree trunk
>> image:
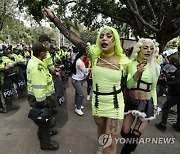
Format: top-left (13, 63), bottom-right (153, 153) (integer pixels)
top-left (0, 17), bottom-right (4, 31)
top-left (0, 1), bottom-right (7, 31)
top-left (156, 35), bottom-right (167, 53)
top-left (0, 21), bottom-right (4, 31)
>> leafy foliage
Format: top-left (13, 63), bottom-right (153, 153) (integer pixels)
top-left (0, 16), bottom-right (55, 45)
top-left (18, 0), bottom-right (53, 23)
top-left (79, 30), bottom-right (97, 44)
top-left (18, 0), bottom-right (180, 51)
top-left (0, 0), bottom-right (19, 30)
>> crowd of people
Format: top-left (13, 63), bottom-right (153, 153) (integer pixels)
top-left (0, 6), bottom-right (179, 154)
top-left (42, 8), bottom-right (180, 154)
top-left (0, 35), bottom-right (74, 150)
top-left (0, 44), bottom-right (29, 113)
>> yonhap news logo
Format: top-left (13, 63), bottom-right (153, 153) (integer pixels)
top-left (98, 133), bottom-right (112, 148)
top-left (115, 137), bottom-right (176, 144)
top-left (98, 133), bottom-right (176, 147)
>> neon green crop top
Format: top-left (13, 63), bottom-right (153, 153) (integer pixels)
top-left (127, 61), bottom-right (160, 106)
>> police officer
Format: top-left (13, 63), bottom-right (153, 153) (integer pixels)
top-left (0, 49), bottom-right (18, 113)
top-left (27, 43), bottom-right (59, 150)
top-left (39, 34), bottom-right (55, 73)
top-left (0, 51), bottom-right (13, 113)
top-left (39, 34), bottom-right (61, 121)
top-left (2, 48), bottom-right (27, 99)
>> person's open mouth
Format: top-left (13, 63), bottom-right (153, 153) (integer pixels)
top-left (144, 53), bottom-right (151, 57)
top-left (101, 42), bottom-right (108, 48)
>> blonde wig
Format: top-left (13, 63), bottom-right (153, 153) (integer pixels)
top-left (130, 38), bottom-right (160, 84)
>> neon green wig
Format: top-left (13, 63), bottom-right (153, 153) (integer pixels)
top-left (93, 26), bottom-right (125, 58)
top-left (87, 26), bottom-right (129, 68)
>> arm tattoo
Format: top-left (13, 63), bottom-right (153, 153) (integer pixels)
top-left (59, 24), bottom-right (71, 38)
top-left (52, 17), bottom-right (87, 54)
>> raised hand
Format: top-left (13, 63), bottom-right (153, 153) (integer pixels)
top-left (42, 7), bottom-right (87, 54)
top-left (43, 8), bottom-right (55, 20)
top-left (136, 60), bottom-right (147, 74)
top-left (133, 60), bottom-right (147, 81)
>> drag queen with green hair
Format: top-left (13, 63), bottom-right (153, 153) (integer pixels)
top-left (44, 8), bottom-right (129, 154)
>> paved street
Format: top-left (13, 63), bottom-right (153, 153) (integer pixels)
top-left (0, 80), bottom-right (179, 154)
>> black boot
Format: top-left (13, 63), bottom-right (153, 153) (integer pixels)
top-left (38, 122), bottom-right (59, 150)
top-left (37, 131), bottom-right (41, 140)
top-left (41, 140), bottom-right (59, 150)
top-left (37, 129), bottom-right (58, 139)
top-left (121, 144), bottom-right (132, 154)
top-left (49, 129), bottom-right (58, 136)
top-left (121, 142), bottom-right (136, 154)
top-left (0, 107), bottom-right (8, 113)
top-left (155, 122), bottom-right (167, 131)
top-left (49, 117), bottom-right (56, 127)
top-left (120, 130), bottom-right (132, 154)
top-left (172, 123), bottom-right (180, 132)
top-left (121, 132), bottom-right (140, 154)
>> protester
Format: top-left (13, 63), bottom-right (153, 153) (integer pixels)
top-left (124, 47), bottom-right (133, 58)
top-left (157, 52), bottom-right (169, 97)
top-left (70, 46), bottom-right (79, 63)
top-left (121, 38), bottom-right (161, 154)
top-left (43, 8), bottom-right (130, 154)
top-left (83, 56), bottom-right (92, 100)
top-left (155, 57), bottom-right (180, 132)
top-left (168, 46), bottom-right (180, 64)
top-left (71, 52), bottom-right (89, 116)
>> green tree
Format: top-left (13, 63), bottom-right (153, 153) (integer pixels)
top-left (0, 15), bottom-right (55, 45)
top-left (80, 30), bottom-right (97, 44)
top-left (0, 0), bottom-right (20, 30)
top-left (18, 0), bottom-right (180, 52)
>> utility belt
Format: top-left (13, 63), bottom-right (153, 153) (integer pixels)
top-left (28, 107), bottom-right (52, 124)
